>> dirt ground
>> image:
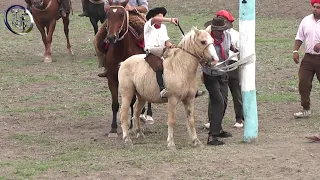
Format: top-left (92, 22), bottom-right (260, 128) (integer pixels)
top-left (1, 0), bottom-right (320, 180)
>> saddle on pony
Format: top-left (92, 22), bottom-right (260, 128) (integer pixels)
top-left (94, 11), bottom-right (146, 68)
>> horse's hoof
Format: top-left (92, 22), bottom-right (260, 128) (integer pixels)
top-left (193, 139), bottom-right (204, 148)
top-left (146, 115), bottom-right (154, 125)
top-left (108, 133), bottom-right (118, 138)
top-left (139, 114), bottom-right (147, 123)
top-left (68, 49), bottom-right (74, 56)
top-left (44, 57), bottom-right (52, 63)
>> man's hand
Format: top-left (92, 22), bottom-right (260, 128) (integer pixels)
top-left (125, 4), bottom-right (134, 11)
top-left (293, 51), bottom-right (299, 64)
top-left (314, 43), bottom-right (320, 53)
top-left (170, 18), bottom-right (179, 25)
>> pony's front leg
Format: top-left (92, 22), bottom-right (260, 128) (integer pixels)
top-left (120, 96), bottom-right (133, 147)
top-left (133, 96), bottom-right (146, 139)
top-left (62, 16), bottom-right (74, 55)
top-left (167, 97), bottom-right (178, 150)
top-left (183, 98), bottom-right (203, 148)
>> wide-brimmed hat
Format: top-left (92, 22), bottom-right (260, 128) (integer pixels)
top-left (204, 17), bottom-right (233, 31)
top-left (146, 7), bottom-right (167, 20)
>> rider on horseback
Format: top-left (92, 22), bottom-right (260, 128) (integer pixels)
top-left (25, 0), bottom-right (70, 18)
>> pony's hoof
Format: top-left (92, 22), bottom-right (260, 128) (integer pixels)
top-left (108, 133), bottom-right (118, 138)
top-left (124, 138), bottom-right (133, 148)
top-left (44, 57), bottom-right (52, 63)
top-left (136, 132), bottom-right (145, 139)
top-left (167, 144), bottom-right (177, 151)
top-left (193, 139), bottom-right (204, 148)
top-left (139, 114), bottom-right (147, 123)
top-left (146, 115), bottom-right (154, 125)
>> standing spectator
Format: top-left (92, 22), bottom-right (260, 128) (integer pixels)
top-left (293, 0), bottom-right (320, 118)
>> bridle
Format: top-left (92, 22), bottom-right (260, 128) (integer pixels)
top-left (177, 41), bottom-right (214, 66)
top-left (107, 5), bottom-right (129, 42)
top-left (32, 0), bottom-right (52, 11)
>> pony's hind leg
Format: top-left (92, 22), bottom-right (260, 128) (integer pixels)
top-left (182, 98), bottom-right (203, 148)
top-left (146, 102), bottom-right (154, 124)
top-left (133, 96), bottom-right (146, 139)
top-left (167, 97), bottom-right (179, 150)
top-left (62, 16), bottom-right (74, 55)
top-left (120, 95), bottom-right (134, 147)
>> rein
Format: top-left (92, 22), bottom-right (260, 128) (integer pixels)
top-left (108, 5), bottom-right (129, 41)
top-left (177, 42), bottom-right (214, 66)
top-left (33, 0), bottom-right (52, 11)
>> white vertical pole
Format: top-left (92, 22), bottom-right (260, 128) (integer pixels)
top-left (239, 0), bottom-right (258, 143)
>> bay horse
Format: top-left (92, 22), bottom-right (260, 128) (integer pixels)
top-left (104, 0), bottom-right (148, 137)
top-left (29, 0), bottom-right (73, 62)
top-left (118, 27), bottom-right (219, 149)
top-left (87, 0), bottom-right (106, 35)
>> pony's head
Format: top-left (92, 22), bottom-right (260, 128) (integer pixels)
top-left (31, 0), bottom-right (44, 7)
top-left (179, 27), bottom-right (219, 66)
top-left (106, 0), bottom-right (129, 43)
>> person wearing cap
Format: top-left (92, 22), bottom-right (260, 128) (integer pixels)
top-left (143, 7), bottom-right (178, 98)
top-left (201, 17), bottom-right (238, 146)
top-left (203, 10), bottom-right (244, 129)
top-left (293, 0), bottom-right (320, 118)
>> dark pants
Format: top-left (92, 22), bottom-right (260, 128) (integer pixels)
top-left (204, 73), bottom-right (228, 136)
top-left (227, 69), bottom-right (244, 123)
top-left (299, 53), bottom-right (320, 110)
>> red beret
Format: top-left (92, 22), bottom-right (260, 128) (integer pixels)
top-left (311, 0), bottom-right (320, 5)
top-left (216, 10), bottom-right (234, 23)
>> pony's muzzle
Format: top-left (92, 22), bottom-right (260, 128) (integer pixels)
top-left (106, 35), bottom-right (117, 44)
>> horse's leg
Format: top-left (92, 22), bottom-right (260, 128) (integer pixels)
top-left (35, 22), bottom-right (49, 62)
top-left (167, 97), bottom-right (179, 150)
top-left (107, 73), bottom-right (120, 138)
top-left (62, 16), bottom-right (74, 55)
top-left (183, 98), bottom-right (203, 148)
top-left (90, 17), bottom-right (99, 35)
top-left (44, 21), bottom-right (57, 62)
top-left (133, 95), bottom-right (146, 139)
top-left (146, 102), bottom-right (154, 124)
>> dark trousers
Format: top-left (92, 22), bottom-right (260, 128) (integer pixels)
top-left (227, 69), bottom-right (244, 123)
top-left (299, 53), bottom-right (320, 110)
top-left (204, 73), bottom-right (228, 136)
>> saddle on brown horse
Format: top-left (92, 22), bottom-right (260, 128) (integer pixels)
top-left (94, 11), bottom-right (146, 67)
top-left (26, 0), bottom-right (71, 17)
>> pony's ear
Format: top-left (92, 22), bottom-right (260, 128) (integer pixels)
top-left (193, 26), bottom-right (200, 35)
top-left (121, 0), bottom-right (129, 7)
top-left (108, 0), bottom-right (113, 6)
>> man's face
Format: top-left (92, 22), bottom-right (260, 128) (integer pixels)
top-left (312, 3), bottom-right (320, 18)
top-left (212, 30), bottom-right (224, 38)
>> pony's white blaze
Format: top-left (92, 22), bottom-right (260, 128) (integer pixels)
top-left (208, 44), bottom-right (219, 62)
top-left (112, 9), bottom-right (117, 12)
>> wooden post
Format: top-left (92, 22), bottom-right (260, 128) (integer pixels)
top-left (239, 0), bottom-right (258, 143)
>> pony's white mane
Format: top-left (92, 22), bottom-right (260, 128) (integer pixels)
top-left (177, 27), bottom-right (198, 50)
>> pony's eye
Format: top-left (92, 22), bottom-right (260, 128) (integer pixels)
top-left (201, 40), bottom-right (206, 45)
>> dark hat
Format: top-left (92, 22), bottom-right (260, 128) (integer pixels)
top-left (146, 7), bottom-right (167, 20)
top-left (204, 17), bottom-right (233, 31)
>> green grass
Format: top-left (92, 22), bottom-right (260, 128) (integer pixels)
top-left (257, 92), bottom-right (297, 102)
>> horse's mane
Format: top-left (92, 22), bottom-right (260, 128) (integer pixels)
top-left (164, 27), bottom-right (197, 59)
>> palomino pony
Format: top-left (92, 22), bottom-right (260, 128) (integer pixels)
top-left (29, 0), bottom-right (73, 62)
top-left (118, 27), bottom-right (219, 149)
top-left (104, 0), bottom-right (147, 137)
top-left (87, 0), bottom-right (106, 35)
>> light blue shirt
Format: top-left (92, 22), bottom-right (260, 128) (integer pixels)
top-left (104, 0), bottom-right (148, 10)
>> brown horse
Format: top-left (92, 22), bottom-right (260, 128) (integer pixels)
top-left (103, 0), bottom-right (146, 137)
top-left (29, 0), bottom-right (73, 62)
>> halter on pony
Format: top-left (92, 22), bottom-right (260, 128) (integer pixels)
top-left (106, 5), bottom-right (129, 43)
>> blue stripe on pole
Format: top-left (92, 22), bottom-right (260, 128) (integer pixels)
top-left (239, 0), bottom-right (255, 21)
top-left (242, 90), bottom-right (258, 142)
